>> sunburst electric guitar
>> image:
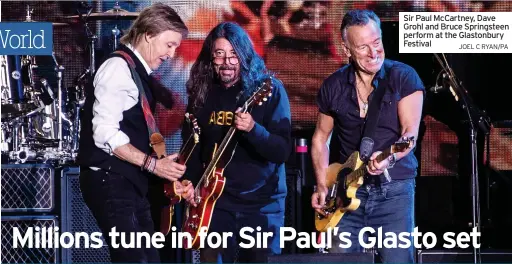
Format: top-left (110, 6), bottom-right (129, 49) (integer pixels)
top-left (158, 113), bottom-right (201, 235)
top-left (182, 77), bottom-right (273, 249)
top-left (314, 136), bottom-right (415, 232)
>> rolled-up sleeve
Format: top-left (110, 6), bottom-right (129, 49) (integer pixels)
top-left (91, 57), bottom-right (138, 154)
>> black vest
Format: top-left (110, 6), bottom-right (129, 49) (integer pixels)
top-left (77, 45), bottom-right (156, 195)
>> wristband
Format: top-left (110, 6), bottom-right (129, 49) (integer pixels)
top-left (388, 153), bottom-right (397, 168)
top-left (148, 157), bottom-right (157, 173)
top-left (141, 154), bottom-right (149, 171)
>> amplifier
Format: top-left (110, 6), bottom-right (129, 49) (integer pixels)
top-left (60, 167), bottom-right (111, 263)
top-left (191, 249), bottom-right (200, 264)
top-left (268, 253), bottom-right (374, 263)
top-left (1, 215), bottom-right (59, 263)
top-left (1, 164), bottom-right (55, 213)
top-left (418, 249), bottom-right (512, 263)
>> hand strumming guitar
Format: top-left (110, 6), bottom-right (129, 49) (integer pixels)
top-left (175, 180), bottom-right (197, 207)
top-left (311, 184), bottom-right (328, 216)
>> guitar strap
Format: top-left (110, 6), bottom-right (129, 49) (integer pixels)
top-left (359, 78), bottom-right (387, 163)
top-left (113, 50), bottom-right (166, 157)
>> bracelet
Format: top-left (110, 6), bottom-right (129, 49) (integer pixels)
top-left (388, 153), bottom-right (397, 168)
top-left (142, 155), bottom-right (157, 173)
top-left (141, 154), bottom-right (149, 171)
top-left (148, 157), bottom-right (157, 173)
top-left (145, 156), bottom-right (152, 171)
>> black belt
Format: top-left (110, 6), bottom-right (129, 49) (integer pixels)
top-left (364, 173), bottom-right (391, 186)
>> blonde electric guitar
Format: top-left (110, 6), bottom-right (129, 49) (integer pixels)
top-left (315, 137), bottom-right (415, 232)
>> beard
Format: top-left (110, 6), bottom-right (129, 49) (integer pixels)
top-left (218, 65), bottom-right (238, 84)
top-left (220, 75), bottom-right (234, 83)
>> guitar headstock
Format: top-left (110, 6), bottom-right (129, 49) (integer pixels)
top-left (391, 136), bottom-right (415, 153)
top-left (241, 77), bottom-right (273, 111)
top-left (185, 113), bottom-right (201, 143)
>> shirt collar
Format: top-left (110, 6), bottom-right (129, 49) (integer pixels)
top-left (126, 43), bottom-right (152, 75)
top-left (348, 59), bottom-right (387, 87)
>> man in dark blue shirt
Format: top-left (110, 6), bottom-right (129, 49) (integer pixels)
top-left (182, 22), bottom-right (291, 263)
top-left (311, 10), bottom-right (425, 263)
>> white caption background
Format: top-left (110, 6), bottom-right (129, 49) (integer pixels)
top-left (399, 12), bottom-right (512, 53)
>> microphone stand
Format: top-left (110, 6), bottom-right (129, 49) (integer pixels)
top-left (433, 53), bottom-right (491, 264)
top-left (76, 2), bottom-right (97, 75)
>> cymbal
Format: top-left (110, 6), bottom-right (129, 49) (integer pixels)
top-left (1, 102), bottom-right (38, 120)
top-left (66, 8), bottom-right (139, 21)
top-left (23, 20), bottom-right (72, 26)
top-left (52, 22), bottom-right (71, 26)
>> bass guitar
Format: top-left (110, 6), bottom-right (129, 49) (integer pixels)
top-left (158, 113), bottom-right (201, 235)
top-left (314, 136), bottom-right (414, 232)
top-left (182, 77), bottom-right (273, 249)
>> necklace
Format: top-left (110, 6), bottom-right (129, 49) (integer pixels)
top-left (355, 76), bottom-right (373, 115)
top-left (356, 88), bottom-right (369, 114)
top-left (362, 101), bottom-right (368, 114)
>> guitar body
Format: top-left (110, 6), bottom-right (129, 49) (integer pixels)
top-left (314, 137), bottom-right (414, 232)
top-left (160, 182), bottom-right (182, 235)
top-left (315, 151), bottom-right (365, 232)
top-left (182, 167), bottom-right (226, 249)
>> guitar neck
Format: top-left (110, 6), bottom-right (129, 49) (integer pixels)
top-left (198, 126), bottom-right (237, 184)
top-left (178, 134), bottom-right (197, 165)
top-left (375, 147), bottom-right (392, 163)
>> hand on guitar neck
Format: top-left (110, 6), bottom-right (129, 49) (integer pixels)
top-left (152, 153), bottom-right (187, 181)
top-left (234, 107), bottom-right (255, 132)
top-left (366, 151), bottom-right (392, 176)
top-left (366, 135), bottom-right (415, 176)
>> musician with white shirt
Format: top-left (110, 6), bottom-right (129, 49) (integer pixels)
top-left (77, 3), bottom-right (191, 263)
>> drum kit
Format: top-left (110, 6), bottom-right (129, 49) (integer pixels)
top-left (1, 3), bottom-right (139, 165)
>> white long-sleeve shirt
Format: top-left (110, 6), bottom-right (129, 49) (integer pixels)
top-left (91, 44), bottom-right (152, 155)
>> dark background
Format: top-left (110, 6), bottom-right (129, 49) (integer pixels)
top-left (2, 0), bottom-right (512, 259)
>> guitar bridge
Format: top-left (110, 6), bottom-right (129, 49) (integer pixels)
top-left (317, 205), bottom-right (337, 220)
top-left (324, 206), bottom-right (337, 214)
top-left (187, 222), bottom-right (198, 230)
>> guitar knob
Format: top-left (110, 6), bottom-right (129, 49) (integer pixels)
top-left (263, 98), bottom-right (267, 101)
top-left (192, 214), bottom-right (198, 219)
top-left (268, 93), bottom-right (272, 97)
top-left (258, 102), bottom-right (262, 105)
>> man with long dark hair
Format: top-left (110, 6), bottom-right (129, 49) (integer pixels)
top-left (311, 10), bottom-right (424, 263)
top-left (182, 22), bottom-right (291, 263)
top-left (78, 3), bottom-right (192, 263)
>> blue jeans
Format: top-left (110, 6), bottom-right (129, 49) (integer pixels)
top-left (330, 178), bottom-right (415, 263)
top-left (200, 208), bottom-right (284, 263)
